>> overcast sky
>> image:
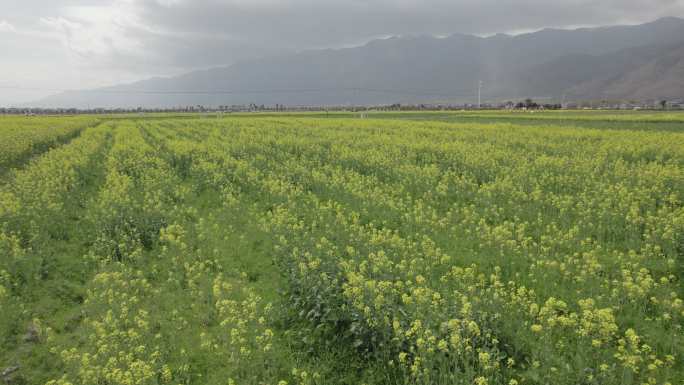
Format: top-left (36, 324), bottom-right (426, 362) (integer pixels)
top-left (1, 0), bottom-right (683, 105)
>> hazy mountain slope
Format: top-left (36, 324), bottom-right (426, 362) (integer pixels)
top-left (33, 17), bottom-right (684, 108)
top-left (515, 42), bottom-right (683, 99)
top-left (567, 43), bottom-right (684, 100)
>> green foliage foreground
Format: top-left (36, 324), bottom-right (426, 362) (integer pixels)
top-left (0, 114), bottom-right (682, 385)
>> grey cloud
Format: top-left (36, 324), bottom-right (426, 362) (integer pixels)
top-left (133, 0), bottom-right (684, 43)
top-left (116, 0), bottom-right (684, 71)
top-left (1, 0), bottom-right (683, 103)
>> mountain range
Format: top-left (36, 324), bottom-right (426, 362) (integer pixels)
top-left (34, 17), bottom-right (684, 108)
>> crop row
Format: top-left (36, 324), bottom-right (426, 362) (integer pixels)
top-left (0, 116), bottom-right (100, 173)
top-left (161, 118), bottom-right (682, 384)
top-left (1, 117), bottom-right (681, 385)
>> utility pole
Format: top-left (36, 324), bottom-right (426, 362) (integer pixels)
top-left (478, 80), bottom-right (483, 109)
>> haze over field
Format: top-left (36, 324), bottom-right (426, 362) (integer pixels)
top-left (1, 1), bottom-right (684, 107)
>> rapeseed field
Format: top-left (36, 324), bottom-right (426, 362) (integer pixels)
top-left (1, 113), bottom-right (682, 384)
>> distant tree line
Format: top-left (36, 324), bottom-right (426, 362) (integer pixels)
top-left (501, 99), bottom-right (562, 110)
top-left (1, 98), bottom-right (679, 115)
